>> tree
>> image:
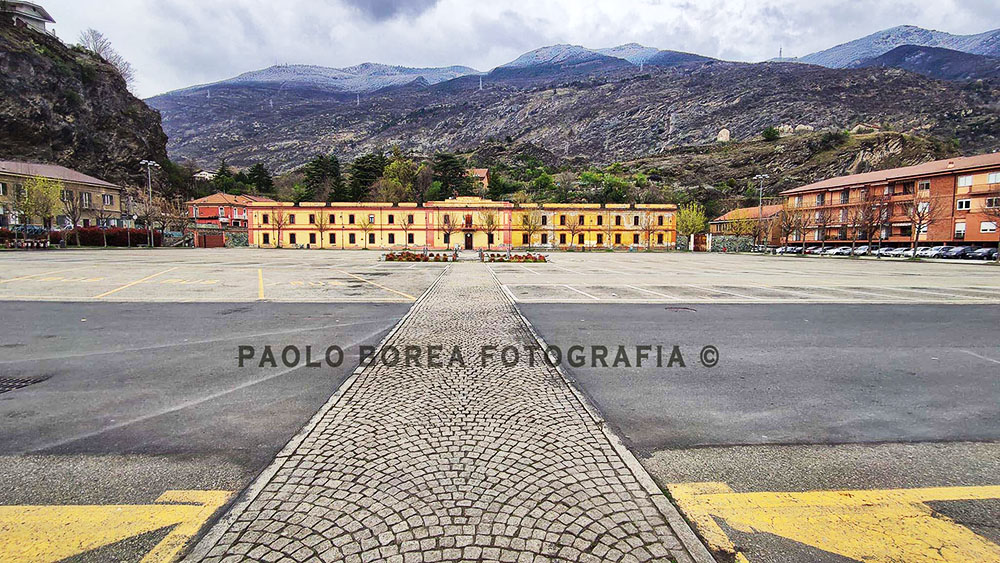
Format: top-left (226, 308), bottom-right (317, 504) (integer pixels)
top-left (315, 212), bottom-right (330, 249)
top-left (778, 203), bottom-right (799, 247)
top-left (478, 209), bottom-right (499, 249)
top-left (270, 208), bottom-right (287, 248)
top-left (370, 178), bottom-right (407, 204)
top-left (814, 207), bottom-right (834, 250)
top-left (348, 153), bottom-right (387, 202)
top-left (383, 155), bottom-right (417, 201)
top-left (78, 28), bottom-right (135, 90)
top-left (438, 213), bottom-right (459, 249)
top-left (62, 188), bottom-right (84, 246)
top-left (762, 126), bottom-right (781, 142)
top-left (905, 193), bottom-right (944, 254)
top-left (603, 210), bottom-right (615, 248)
top-left (246, 163), bottom-right (275, 196)
top-left (566, 214), bottom-right (584, 248)
top-left (638, 211), bottom-right (659, 250)
top-left (359, 215), bottom-right (375, 249)
top-left (23, 176), bottom-right (62, 245)
top-left (676, 202), bottom-right (708, 250)
top-left (432, 153), bottom-right (473, 197)
top-left (727, 211), bottom-right (756, 239)
top-left (303, 155), bottom-right (342, 201)
top-left (291, 184), bottom-right (313, 204)
top-left (415, 164), bottom-right (434, 206)
top-left (399, 211), bottom-right (414, 249)
top-left (521, 210), bottom-right (542, 250)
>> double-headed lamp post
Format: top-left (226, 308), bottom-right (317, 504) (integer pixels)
top-left (752, 174), bottom-right (770, 245)
top-left (139, 160), bottom-right (160, 246)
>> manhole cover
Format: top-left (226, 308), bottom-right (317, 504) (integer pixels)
top-left (0, 377), bottom-right (49, 395)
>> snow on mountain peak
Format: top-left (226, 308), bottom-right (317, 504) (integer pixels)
top-left (499, 44), bottom-right (611, 68)
top-left (596, 44), bottom-right (661, 65)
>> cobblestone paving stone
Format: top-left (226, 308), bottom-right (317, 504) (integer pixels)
top-left (193, 263), bottom-right (690, 562)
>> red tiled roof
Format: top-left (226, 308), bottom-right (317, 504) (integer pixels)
top-left (712, 204), bottom-right (783, 223)
top-left (781, 153), bottom-right (1000, 195)
top-left (188, 193), bottom-right (276, 206)
top-left (0, 160), bottom-right (118, 188)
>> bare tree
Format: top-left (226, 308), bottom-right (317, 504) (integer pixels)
top-left (603, 210), bottom-right (615, 248)
top-left (638, 212), bottom-right (659, 250)
top-left (61, 188), bottom-right (84, 246)
top-left (813, 207), bottom-right (834, 251)
top-left (78, 29), bottom-right (136, 90)
top-left (399, 211), bottom-right (414, 249)
top-left (566, 214), bottom-right (584, 249)
top-left (778, 203), bottom-right (798, 248)
top-left (271, 208), bottom-right (287, 248)
top-left (521, 210), bottom-right (542, 250)
top-left (904, 193), bottom-right (945, 254)
top-left (93, 198), bottom-right (117, 247)
top-left (437, 213), bottom-right (459, 249)
top-left (478, 209), bottom-right (499, 250)
top-left (315, 211), bottom-right (330, 249)
top-left (359, 214), bottom-right (375, 249)
top-left (799, 208), bottom-right (814, 253)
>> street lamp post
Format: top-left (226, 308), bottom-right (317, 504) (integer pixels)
top-left (753, 174), bottom-right (771, 246)
top-left (139, 160), bottom-right (161, 247)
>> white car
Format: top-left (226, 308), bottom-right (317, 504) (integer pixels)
top-left (914, 247), bottom-right (933, 257)
top-left (853, 245), bottom-right (871, 256)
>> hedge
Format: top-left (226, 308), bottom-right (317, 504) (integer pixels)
top-left (711, 235), bottom-right (754, 252)
top-left (49, 227), bottom-right (162, 247)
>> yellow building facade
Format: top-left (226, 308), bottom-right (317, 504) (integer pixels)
top-left (247, 197), bottom-right (677, 250)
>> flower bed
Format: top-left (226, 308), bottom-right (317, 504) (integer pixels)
top-left (484, 253), bottom-right (546, 263)
top-left (385, 251), bottom-right (454, 262)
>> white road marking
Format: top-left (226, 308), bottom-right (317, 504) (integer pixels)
top-left (687, 284), bottom-right (760, 300)
top-left (961, 350), bottom-right (1000, 365)
top-left (563, 285), bottom-right (600, 300)
top-left (626, 285), bottom-right (680, 300)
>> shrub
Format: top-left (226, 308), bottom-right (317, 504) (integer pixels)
top-left (762, 127), bottom-right (781, 142)
top-left (48, 227), bottom-right (161, 247)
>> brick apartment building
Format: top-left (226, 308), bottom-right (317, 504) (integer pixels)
top-left (781, 153), bottom-right (1000, 247)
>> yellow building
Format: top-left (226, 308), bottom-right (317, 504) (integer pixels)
top-left (247, 197), bottom-right (677, 250)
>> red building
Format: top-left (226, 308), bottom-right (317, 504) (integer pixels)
top-left (781, 154), bottom-right (1000, 247)
top-left (187, 193), bottom-right (275, 229)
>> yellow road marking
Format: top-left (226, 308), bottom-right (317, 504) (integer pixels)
top-left (338, 270), bottom-right (416, 301)
top-left (258, 268), bottom-right (265, 300)
top-left (669, 482), bottom-right (1000, 563)
top-left (0, 268), bottom-right (77, 284)
top-left (93, 267), bottom-right (179, 299)
top-left (0, 489), bottom-right (232, 562)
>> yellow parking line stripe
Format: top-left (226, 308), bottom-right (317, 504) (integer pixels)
top-left (0, 268), bottom-right (77, 284)
top-left (338, 270), bottom-right (416, 301)
top-left (257, 269), bottom-right (265, 300)
top-left (93, 267), bottom-right (179, 299)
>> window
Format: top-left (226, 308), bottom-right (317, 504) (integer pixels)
top-left (309, 233), bottom-right (316, 245)
top-left (487, 233), bottom-right (494, 245)
top-left (309, 214), bottom-right (315, 224)
top-left (541, 215), bottom-right (548, 226)
top-left (541, 234), bottom-right (548, 244)
top-left (917, 202), bottom-right (929, 214)
top-left (262, 214), bottom-right (269, 224)
top-left (657, 234), bottom-right (664, 244)
top-left (368, 233), bottom-right (375, 244)
top-left (578, 215), bottom-right (584, 225)
top-left (615, 215), bottom-right (622, 226)
top-left (330, 214), bottom-right (336, 224)
top-left (349, 214), bottom-right (355, 224)
top-left (957, 175), bottom-right (973, 187)
top-left (388, 233), bottom-right (395, 244)
top-left (329, 233), bottom-right (336, 245)
top-left (615, 234), bottom-right (621, 245)
top-left (658, 215), bottom-right (664, 226)
top-left (219, 206), bottom-right (226, 217)
top-left (957, 199), bottom-right (971, 211)
top-left (918, 181), bottom-right (930, 192)
top-left (986, 197), bottom-right (1000, 209)
top-left (989, 172), bottom-right (1000, 184)
top-left (982, 221), bottom-right (998, 233)
top-left (289, 214), bottom-right (296, 225)
top-left (522, 234), bottom-right (529, 245)
top-left (80, 192), bottom-right (92, 208)
top-left (388, 215), bottom-right (394, 224)
top-left (596, 215), bottom-right (603, 226)
top-left (262, 233), bottom-right (270, 245)
top-left (369, 215), bottom-right (375, 224)
top-left (795, 196), bottom-right (803, 207)
top-left (0, 183), bottom-right (6, 196)
top-left (349, 233), bottom-right (356, 244)
top-left (840, 191), bottom-right (849, 204)
top-left (840, 209), bottom-right (848, 222)
top-left (578, 234), bottom-right (584, 245)
top-left (559, 234), bottom-right (566, 245)
top-left (633, 216), bottom-right (640, 226)
top-left (559, 215), bottom-right (566, 226)
top-left (839, 227), bottom-right (848, 240)
top-left (103, 194), bottom-right (114, 206)
top-left (445, 215), bottom-right (452, 224)
top-left (633, 234), bottom-right (640, 244)
top-left (289, 233), bottom-right (297, 245)
top-left (407, 214), bottom-right (414, 225)
top-left (816, 194), bottom-right (825, 206)
top-left (407, 233), bottom-right (414, 244)
top-left (597, 234), bottom-right (603, 245)
top-left (444, 233), bottom-right (450, 244)
top-left (955, 222), bottom-right (966, 239)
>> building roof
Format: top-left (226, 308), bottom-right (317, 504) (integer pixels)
top-left (0, 160), bottom-right (117, 188)
top-left (5, 2), bottom-right (55, 23)
top-left (469, 169), bottom-right (489, 178)
top-left (188, 193), bottom-right (276, 206)
top-left (781, 153), bottom-right (1000, 195)
top-left (711, 204), bottom-right (784, 223)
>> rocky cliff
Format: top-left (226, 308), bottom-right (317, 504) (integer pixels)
top-left (0, 23), bottom-right (168, 186)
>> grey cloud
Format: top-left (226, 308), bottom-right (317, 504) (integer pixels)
top-left (341, 0), bottom-right (440, 21)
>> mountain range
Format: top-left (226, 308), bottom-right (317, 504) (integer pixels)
top-left (146, 26), bottom-right (1000, 172)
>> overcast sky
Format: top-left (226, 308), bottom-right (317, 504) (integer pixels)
top-left (44, 0), bottom-right (1000, 99)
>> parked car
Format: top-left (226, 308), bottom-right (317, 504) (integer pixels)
top-left (832, 246), bottom-right (854, 256)
top-left (914, 247), bottom-right (934, 257)
top-left (888, 247), bottom-right (909, 257)
top-left (874, 247), bottom-right (895, 257)
top-left (970, 247), bottom-right (998, 260)
top-left (942, 246), bottom-right (974, 259)
top-left (898, 248), bottom-right (917, 258)
top-left (926, 246), bottom-right (955, 258)
top-left (805, 246), bottom-right (824, 255)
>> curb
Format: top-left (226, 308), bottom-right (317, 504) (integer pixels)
top-left (487, 265), bottom-right (717, 563)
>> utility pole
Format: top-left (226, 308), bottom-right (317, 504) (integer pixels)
top-left (140, 160), bottom-right (161, 247)
top-left (753, 174), bottom-right (770, 246)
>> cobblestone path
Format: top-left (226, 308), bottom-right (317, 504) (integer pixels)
top-left (191, 263), bottom-right (701, 563)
